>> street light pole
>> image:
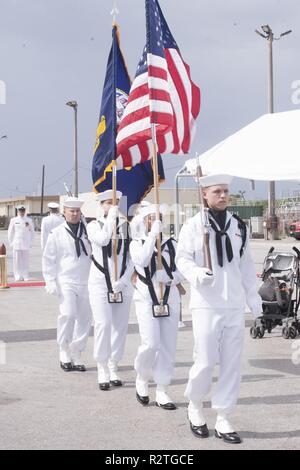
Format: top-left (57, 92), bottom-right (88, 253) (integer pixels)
top-left (40, 164), bottom-right (45, 215)
top-left (267, 28), bottom-right (277, 240)
top-left (66, 100), bottom-right (79, 197)
top-left (255, 25), bottom-right (291, 240)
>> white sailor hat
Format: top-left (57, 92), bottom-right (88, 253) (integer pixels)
top-left (198, 173), bottom-right (233, 188)
top-left (63, 197), bottom-right (84, 208)
top-left (47, 202), bottom-right (60, 209)
top-left (134, 199), bottom-right (151, 215)
top-left (16, 205), bottom-right (26, 211)
top-left (95, 189), bottom-right (122, 202)
top-left (140, 200), bottom-right (151, 207)
top-left (140, 203), bottom-right (168, 218)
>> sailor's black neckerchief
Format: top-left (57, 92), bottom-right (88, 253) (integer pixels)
top-left (65, 222), bottom-right (88, 258)
top-left (208, 208), bottom-right (233, 267)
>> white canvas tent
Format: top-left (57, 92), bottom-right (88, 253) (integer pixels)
top-left (185, 109), bottom-right (300, 181)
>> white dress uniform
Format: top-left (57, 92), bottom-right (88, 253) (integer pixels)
top-left (87, 211), bottom-right (134, 386)
top-left (41, 213), bottom-right (64, 251)
top-left (42, 219), bottom-right (92, 366)
top-left (130, 215), bottom-right (183, 407)
top-left (8, 213), bottom-right (34, 281)
top-left (176, 208), bottom-right (262, 430)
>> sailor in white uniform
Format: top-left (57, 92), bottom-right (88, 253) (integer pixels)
top-left (8, 205), bottom-right (34, 281)
top-left (176, 174), bottom-right (262, 443)
top-left (41, 202), bottom-right (64, 251)
top-left (42, 197), bottom-right (92, 372)
top-left (87, 190), bottom-right (134, 390)
top-left (130, 200), bottom-right (151, 240)
top-left (130, 203), bottom-right (184, 410)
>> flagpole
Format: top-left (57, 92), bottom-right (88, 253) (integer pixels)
top-left (151, 124), bottom-right (163, 300)
top-left (112, 16), bottom-right (119, 282)
top-left (146, 0), bottom-right (163, 300)
top-left (196, 155), bottom-right (212, 272)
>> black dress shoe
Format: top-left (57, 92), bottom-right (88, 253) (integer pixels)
top-left (99, 382), bottom-right (110, 391)
top-left (60, 362), bottom-right (73, 372)
top-left (110, 379), bottom-right (122, 387)
top-left (215, 429), bottom-right (242, 444)
top-left (156, 401), bottom-right (177, 410)
top-left (72, 364), bottom-right (86, 372)
top-left (189, 421), bottom-right (209, 438)
top-left (136, 391), bottom-right (149, 406)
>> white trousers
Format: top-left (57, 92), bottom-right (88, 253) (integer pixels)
top-left (13, 249), bottom-right (29, 280)
top-left (185, 308), bottom-right (245, 414)
top-left (89, 287), bottom-right (131, 365)
top-left (134, 300), bottom-right (180, 386)
top-left (57, 284), bottom-right (92, 362)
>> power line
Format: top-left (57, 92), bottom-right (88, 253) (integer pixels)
top-left (44, 168), bottom-right (73, 189)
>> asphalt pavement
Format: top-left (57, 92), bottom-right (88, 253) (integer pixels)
top-left (0, 230), bottom-right (299, 450)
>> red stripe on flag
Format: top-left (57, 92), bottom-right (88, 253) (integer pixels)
top-left (117, 128), bottom-right (152, 155)
top-left (165, 48), bottom-right (190, 153)
top-left (117, 106), bottom-right (150, 133)
top-left (138, 142), bottom-right (150, 163)
top-left (156, 133), bottom-right (167, 154)
top-left (121, 149), bottom-right (133, 167)
top-left (149, 111), bottom-right (173, 127)
top-left (127, 83), bottom-right (149, 103)
top-left (149, 88), bottom-right (171, 102)
top-left (148, 65), bottom-right (168, 81)
top-left (181, 54), bottom-right (201, 118)
top-left (170, 103), bottom-right (180, 153)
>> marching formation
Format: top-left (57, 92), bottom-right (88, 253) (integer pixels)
top-left (4, 0), bottom-right (266, 447)
top-left (37, 173), bottom-right (261, 444)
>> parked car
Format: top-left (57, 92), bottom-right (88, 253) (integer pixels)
top-left (289, 221), bottom-right (300, 240)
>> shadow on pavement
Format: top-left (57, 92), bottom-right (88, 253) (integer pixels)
top-left (250, 358), bottom-right (300, 376)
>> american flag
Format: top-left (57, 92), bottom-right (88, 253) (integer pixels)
top-left (116, 0), bottom-right (200, 169)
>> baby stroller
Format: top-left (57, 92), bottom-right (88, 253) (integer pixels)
top-left (250, 246), bottom-right (300, 339)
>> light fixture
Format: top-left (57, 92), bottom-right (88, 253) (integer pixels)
top-left (66, 100), bottom-right (78, 108)
top-left (255, 29), bottom-right (267, 38)
top-left (261, 24), bottom-right (272, 35)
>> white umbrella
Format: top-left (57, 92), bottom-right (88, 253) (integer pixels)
top-left (186, 109), bottom-right (300, 181)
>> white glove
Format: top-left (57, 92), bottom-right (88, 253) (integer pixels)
top-left (155, 269), bottom-right (171, 284)
top-left (112, 279), bottom-right (125, 293)
top-left (107, 206), bottom-right (118, 221)
top-left (149, 220), bottom-right (163, 239)
top-left (169, 271), bottom-right (182, 286)
top-left (197, 268), bottom-right (214, 286)
top-left (45, 281), bottom-right (58, 296)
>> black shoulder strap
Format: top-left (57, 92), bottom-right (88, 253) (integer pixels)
top-left (91, 253), bottom-right (113, 293)
top-left (232, 213), bottom-right (247, 257)
top-left (135, 237), bottom-right (172, 306)
top-left (120, 222), bottom-right (131, 277)
top-left (166, 238), bottom-right (176, 272)
top-left (137, 266), bottom-right (171, 306)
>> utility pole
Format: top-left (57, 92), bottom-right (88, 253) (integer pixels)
top-left (66, 100), bottom-right (79, 197)
top-left (255, 25), bottom-right (292, 240)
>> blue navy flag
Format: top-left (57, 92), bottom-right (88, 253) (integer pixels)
top-left (92, 24), bottom-right (165, 213)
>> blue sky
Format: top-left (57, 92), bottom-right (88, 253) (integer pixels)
top-left (0, 0), bottom-right (299, 200)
